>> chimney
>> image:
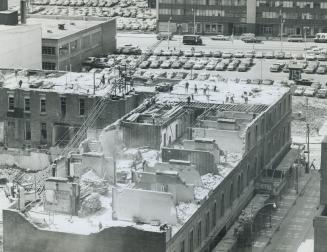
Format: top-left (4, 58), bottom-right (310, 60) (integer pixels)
top-left (20, 0), bottom-right (26, 24)
top-left (0, 0), bottom-right (8, 11)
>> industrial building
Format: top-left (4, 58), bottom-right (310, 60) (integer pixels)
top-left (158, 0), bottom-right (327, 36)
top-left (27, 16), bottom-right (116, 71)
top-left (2, 80), bottom-right (294, 252)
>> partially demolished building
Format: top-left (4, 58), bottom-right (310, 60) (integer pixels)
top-left (3, 81), bottom-right (292, 252)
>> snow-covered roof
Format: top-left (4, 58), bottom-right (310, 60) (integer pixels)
top-left (26, 17), bottom-right (110, 40)
top-left (0, 69), bottom-right (122, 97)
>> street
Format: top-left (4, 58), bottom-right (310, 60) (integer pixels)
top-left (264, 171), bottom-right (320, 252)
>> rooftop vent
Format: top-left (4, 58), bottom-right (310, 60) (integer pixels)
top-left (47, 30), bottom-right (53, 33)
top-left (70, 22), bottom-right (75, 25)
top-left (58, 24), bottom-right (65, 30)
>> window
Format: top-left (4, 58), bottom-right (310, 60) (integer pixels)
top-left (79, 99), bottom-right (85, 116)
top-left (40, 97), bottom-right (46, 113)
top-left (60, 97), bottom-right (66, 115)
top-left (41, 123), bottom-right (47, 140)
top-left (212, 202), bottom-right (217, 227)
top-left (189, 230), bottom-right (194, 252)
top-left (42, 62), bottom-right (56, 70)
top-left (205, 211), bottom-right (210, 236)
top-left (229, 183), bottom-right (234, 206)
top-left (8, 95), bottom-right (14, 111)
top-left (220, 193), bottom-right (225, 216)
top-left (25, 121), bottom-right (31, 140)
top-left (24, 97), bottom-right (30, 112)
top-left (70, 40), bottom-right (78, 52)
top-left (197, 221), bottom-right (202, 248)
top-left (59, 43), bottom-right (69, 56)
top-left (180, 240), bottom-right (185, 252)
top-left (42, 46), bottom-right (55, 55)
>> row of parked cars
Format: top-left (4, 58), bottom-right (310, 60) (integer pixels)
top-left (116, 18), bottom-right (156, 31)
top-left (270, 60), bottom-right (327, 74)
top-left (293, 81), bottom-right (327, 98)
top-left (138, 56), bottom-right (254, 72)
top-left (32, 0), bottom-right (146, 8)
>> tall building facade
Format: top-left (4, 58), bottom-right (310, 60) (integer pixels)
top-left (158, 0), bottom-right (327, 36)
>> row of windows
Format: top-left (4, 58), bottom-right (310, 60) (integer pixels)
top-left (8, 96), bottom-right (86, 116)
top-left (257, 0), bottom-right (317, 8)
top-left (159, 8), bottom-right (226, 16)
top-left (159, 0), bottom-right (246, 6)
top-left (42, 46), bottom-right (56, 55)
top-left (175, 163), bottom-right (255, 252)
top-left (42, 62), bottom-right (56, 70)
top-left (8, 120), bottom-right (47, 142)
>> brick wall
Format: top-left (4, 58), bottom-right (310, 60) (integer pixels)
top-left (3, 209), bottom-right (166, 252)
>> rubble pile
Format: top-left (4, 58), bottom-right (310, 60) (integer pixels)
top-left (79, 193), bottom-right (102, 216)
top-left (80, 170), bottom-right (108, 198)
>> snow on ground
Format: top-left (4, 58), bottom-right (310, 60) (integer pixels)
top-left (27, 194), bottom-right (161, 234)
top-left (297, 239), bottom-right (314, 252)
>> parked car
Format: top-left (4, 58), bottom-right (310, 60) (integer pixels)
top-left (245, 51), bottom-right (255, 58)
top-left (172, 49), bottom-right (183, 56)
top-left (157, 32), bottom-right (173, 40)
top-left (139, 60), bottom-right (151, 69)
top-left (183, 61), bottom-right (194, 69)
top-left (316, 89), bottom-right (327, 98)
top-left (171, 61), bottom-right (183, 69)
top-left (240, 33), bottom-right (255, 41)
top-left (194, 51), bottom-right (203, 57)
top-left (161, 60), bottom-right (172, 69)
top-left (303, 87), bottom-right (316, 97)
top-left (270, 63), bottom-right (282, 72)
top-left (175, 72), bottom-right (187, 80)
top-left (182, 35), bottom-right (203, 45)
top-left (262, 79), bottom-right (274, 85)
top-left (234, 51), bottom-right (245, 58)
top-left (215, 62), bottom-right (226, 71)
top-left (206, 61), bottom-right (218, 70)
top-left (251, 79), bottom-right (262, 85)
top-left (311, 82), bottom-right (322, 91)
top-left (162, 50), bottom-right (173, 56)
top-left (284, 52), bottom-right (293, 59)
top-left (288, 35), bottom-right (304, 42)
top-left (296, 79), bottom-right (313, 86)
top-left (275, 51), bottom-right (285, 59)
top-left (222, 52), bottom-right (233, 58)
top-left (295, 53), bottom-right (304, 60)
top-left (204, 51), bottom-right (212, 57)
top-left (304, 64), bottom-right (317, 74)
top-left (211, 35), bottom-right (230, 41)
top-left (307, 53), bottom-right (317, 61)
top-left (185, 72), bottom-right (197, 80)
top-left (317, 65), bottom-right (327, 74)
top-left (184, 50), bottom-right (193, 57)
top-left (149, 61), bottom-right (161, 68)
top-left (243, 37), bottom-right (262, 43)
top-left (255, 51), bottom-right (264, 58)
top-left (179, 57), bottom-right (189, 64)
top-left (227, 63), bottom-right (237, 71)
top-left (317, 53), bottom-right (327, 61)
top-left (155, 83), bottom-right (173, 92)
top-left (193, 62), bottom-right (205, 70)
top-left (238, 63), bottom-right (248, 72)
top-left (212, 51), bottom-right (222, 58)
top-left (293, 86), bottom-right (305, 96)
top-left (265, 51), bottom-right (274, 59)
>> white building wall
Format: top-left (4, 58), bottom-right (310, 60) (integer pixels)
top-left (0, 24), bottom-right (42, 69)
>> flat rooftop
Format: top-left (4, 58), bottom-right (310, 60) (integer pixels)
top-left (0, 69), bottom-right (121, 97)
top-left (26, 17), bottom-right (108, 40)
top-left (155, 80), bottom-right (289, 107)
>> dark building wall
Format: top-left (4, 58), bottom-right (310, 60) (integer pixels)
top-left (3, 209), bottom-right (166, 252)
top-left (320, 136), bottom-right (327, 205)
top-left (314, 213), bottom-right (327, 252)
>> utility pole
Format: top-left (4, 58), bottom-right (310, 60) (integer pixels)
top-left (280, 10), bottom-right (284, 52)
top-left (167, 16), bottom-right (172, 49)
top-left (306, 97), bottom-right (310, 173)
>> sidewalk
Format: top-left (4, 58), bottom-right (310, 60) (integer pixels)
top-left (251, 171), bottom-right (313, 252)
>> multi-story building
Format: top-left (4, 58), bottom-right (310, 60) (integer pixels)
top-left (26, 16), bottom-right (116, 71)
top-left (158, 0), bottom-right (327, 36)
top-left (0, 69), bottom-right (146, 149)
top-left (3, 80), bottom-right (293, 252)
